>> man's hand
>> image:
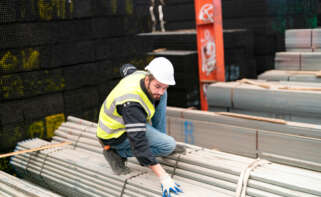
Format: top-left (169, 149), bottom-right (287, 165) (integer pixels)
top-left (160, 174), bottom-right (183, 197)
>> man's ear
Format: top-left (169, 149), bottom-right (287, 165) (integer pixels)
top-left (144, 76), bottom-right (149, 85)
top-left (145, 75), bottom-right (151, 83)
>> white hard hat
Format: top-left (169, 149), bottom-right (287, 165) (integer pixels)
top-left (145, 57), bottom-right (176, 85)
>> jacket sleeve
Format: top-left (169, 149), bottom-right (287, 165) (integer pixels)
top-left (120, 64), bottom-right (137, 78)
top-left (121, 102), bottom-right (158, 166)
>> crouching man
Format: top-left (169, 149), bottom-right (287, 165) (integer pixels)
top-left (97, 57), bottom-right (185, 196)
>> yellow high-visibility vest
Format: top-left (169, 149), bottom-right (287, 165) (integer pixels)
top-left (97, 71), bottom-right (155, 140)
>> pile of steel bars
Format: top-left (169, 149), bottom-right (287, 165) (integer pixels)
top-left (260, 29), bottom-right (321, 83)
top-left (38, 116), bottom-right (321, 197)
top-left (0, 170), bottom-right (62, 197)
top-left (11, 137), bottom-right (235, 197)
top-left (285, 29), bottom-right (321, 52)
top-left (166, 106), bottom-right (321, 172)
top-left (275, 52), bottom-right (321, 71)
top-left (207, 80), bottom-right (321, 125)
top-left (258, 70), bottom-right (321, 83)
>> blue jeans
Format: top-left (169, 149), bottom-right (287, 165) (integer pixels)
top-left (111, 91), bottom-right (176, 158)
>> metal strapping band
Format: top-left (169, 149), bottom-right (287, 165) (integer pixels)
top-left (120, 179), bottom-right (128, 197)
top-left (25, 146), bottom-right (41, 177)
top-left (299, 53), bottom-right (302, 71)
top-left (120, 171), bottom-right (148, 197)
top-left (235, 158), bottom-right (271, 197)
top-left (171, 154), bottom-right (181, 178)
top-left (39, 144), bottom-right (68, 191)
top-left (255, 130), bottom-right (259, 158)
top-left (73, 125), bottom-right (89, 149)
top-left (39, 150), bottom-right (52, 189)
top-left (25, 154), bottom-right (34, 177)
top-left (231, 81), bottom-right (245, 109)
top-left (230, 83), bottom-right (236, 108)
top-left (311, 30), bottom-right (313, 51)
top-left (180, 111), bottom-right (184, 119)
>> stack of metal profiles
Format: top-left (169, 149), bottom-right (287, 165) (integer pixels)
top-left (49, 116), bottom-right (321, 196)
top-left (275, 52), bottom-right (321, 71)
top-left (166, 107), bottom-right (321, 172)
top-left (285, 29), bottom-right (321, 52)
top-left (313, 29), bottom-right (321, 52)
top-left (258, 70), bottom-right (321, 83)
top-left (207, 80), bottom-right (321, 125)
top-left (47, 116), bottom-right (321, 193)
top-left (50, 114), bottom-right (321, 172)
top-left (12, 116), bottom-right (321, 197)
top-left (0, 170), bottom-right (62, 197)
top-left (10, 138), bottom-right (236, 197)
top-left (261, 29), bottom-right (321, 82)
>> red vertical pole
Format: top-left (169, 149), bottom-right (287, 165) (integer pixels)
top-left (194, 0), bottom-right (225, 110)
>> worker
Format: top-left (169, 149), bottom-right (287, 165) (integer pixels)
top-left (97, 57), bottom-right (185, 196)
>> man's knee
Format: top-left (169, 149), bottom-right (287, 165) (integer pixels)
top-left (165, 136), bottom-right (176, 155)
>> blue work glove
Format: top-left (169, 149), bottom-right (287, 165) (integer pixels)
top-left (160, 174), bottom-right (183, 197)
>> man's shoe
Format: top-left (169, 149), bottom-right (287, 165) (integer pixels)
top-left (103, 149), bottom-right (131, 175)
top-left (171, 144), bottom-right (186, 155)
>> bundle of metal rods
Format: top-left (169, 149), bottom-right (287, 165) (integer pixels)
top-left (37, 116), bottom-right (321, 197)
top-left (11, 138), bottom-right (234, 196)
top-left (0, 170), bottom-right (62, 197)
top-left (166, 106), bottom-right (321, 172)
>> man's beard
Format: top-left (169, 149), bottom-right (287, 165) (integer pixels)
top-left (147, 82), bottom-right (161, 100)
top-left (153, 94), bottom-right (161, 100)
top-left (148, 89), bottom-right (161, 100)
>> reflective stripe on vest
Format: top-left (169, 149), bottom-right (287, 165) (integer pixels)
top-left (97, 71), bottom-right (155, 140)
top-left (102, 94), bottom-right (152, 123)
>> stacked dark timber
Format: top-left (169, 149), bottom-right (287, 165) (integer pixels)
top-left (0, 170), bottom-right (62, 197)
top-left (36, 116), bottom-right (321, 196)
top-left (207, 80), bottom-right (321, 125)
